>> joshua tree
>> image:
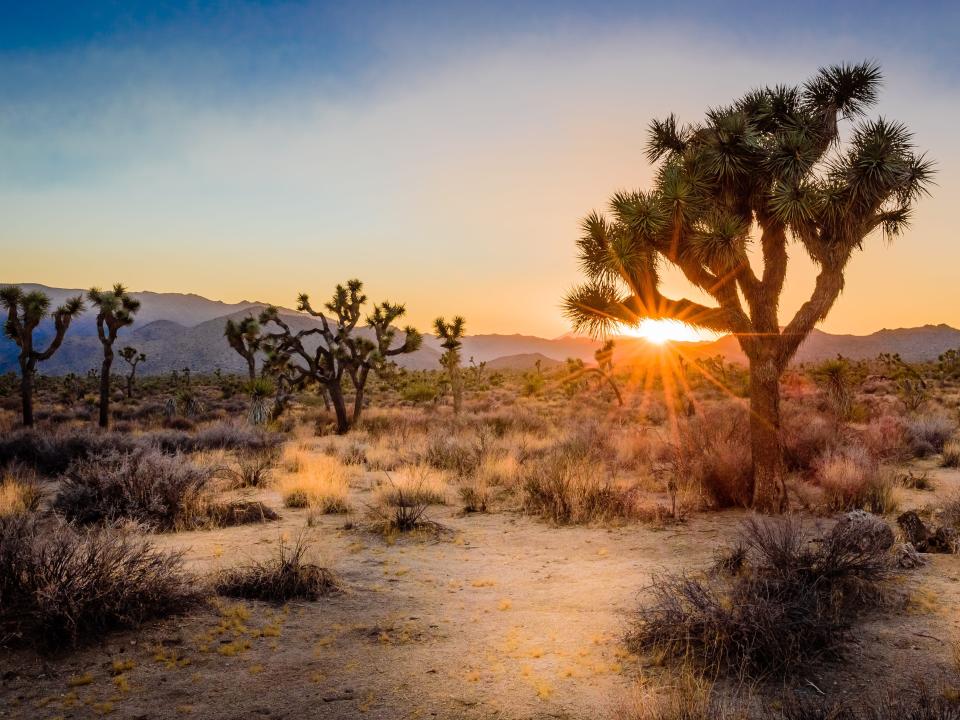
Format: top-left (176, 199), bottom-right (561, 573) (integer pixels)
top-left (434, 316), bottom-right (466, 414)
top-left (89, 284), bottom-right (141, 428)
top-left (118, 346), bottom-right (146, 398)
top-left (260, 279), bottom-right (421, 433)
top-left (1, 287), bottom-right (84, 426)
top-left (224, 316), bottom-right (261, 380)
top-left (563, 62), bottom-right (933, 511)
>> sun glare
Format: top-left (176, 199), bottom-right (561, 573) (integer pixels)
top-left (616, 319), bottom-right (720, 345)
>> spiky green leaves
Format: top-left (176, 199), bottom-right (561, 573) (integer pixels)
top-left (803, 61), bottom-right (882, 119)
top-left (686, 212), bottom-right (750, 271)
top-left (562, 280), bottom-right (627, 338)
top-left (646, 114), bottom-right (689, 162)
top-left (88, 284), bottom-right (139, 335)
top-left (434, 316), bottom-right (466, 352)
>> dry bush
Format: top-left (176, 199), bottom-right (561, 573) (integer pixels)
top-left (674, 405), bottom-right (752, 508)
top-left (422, 432), bottom-right (482, 476)
top-left (222, 448), bottom-right (277, 488)
top-left (627, 515), bottom-right (896, 679)
top-left (0, 428), bottom-right (138, 476)
top-left (907, 414), bottom-right (957, 457)
top-left (144, 422), bottom-right (282, 455)
top-left (0, 514), bottom-right (195, 649)
top-left (859, 414), bottom-right (908, 461)
top-left (0, 467), bottom-right (43, 517)
top-left (474, 454), bottom-right (521, 489)
top-left (54, 447), bottom-right (214, 530)
top-left (215, 534), bottom-right (337, 602)
top-left (942, 439), bottom-right (960, 468)
top-left (522, 451), bottom-right (639, 524)
top-left (783, 405), bottom-right (838, 472)
top-left (370, 467), bottom-right (448, 531)
top-left (277, 454), bottom-right (352, 513)
top-left (615, 673), bottom-right (721, 720)
top-left (458, 477), bottom-right (490, 513)
top-left (813, 446), bottom-right (897, 514)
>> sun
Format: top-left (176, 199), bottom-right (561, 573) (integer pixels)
top-left (616, 319), bottom-right (720, 345)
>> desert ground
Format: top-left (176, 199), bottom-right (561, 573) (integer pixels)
top-left (2, 358), bottom-right (960, 719)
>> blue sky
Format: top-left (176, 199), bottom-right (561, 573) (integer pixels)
top-left (1, 1), bottom-right (958, 335)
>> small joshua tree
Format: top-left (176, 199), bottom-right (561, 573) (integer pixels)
top-left (118, 346), bottom-right (146, 398)
top-left (89, 284), bottom-right (141, 428)
top-left (564, 62), bottom-right (933, 511)
top-left (434, 316), bottom-right (466, 415)
top-left (260, 279), bottom-right (421, 433)
top-left (224, 316), bottom-right (261, 381)
top-left (1, 287), bottom-right (84, 426)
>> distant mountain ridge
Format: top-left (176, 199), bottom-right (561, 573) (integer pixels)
top-left (1, 284), bottom-right (958, 375)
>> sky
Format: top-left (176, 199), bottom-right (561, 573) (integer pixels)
top-left (1, 1), bottom-right (958, 337)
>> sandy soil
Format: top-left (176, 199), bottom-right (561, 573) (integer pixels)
top-left (3, 462), bottom-right (960, 720)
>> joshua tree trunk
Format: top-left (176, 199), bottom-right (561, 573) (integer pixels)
top-left (126, 368), bottom-right (136, 398)
top-left (20, 364), bottom-right (34, 428)
top-left (245, 355), bottom-right (256, 381)
top-left (451, 366), bottom-right (463, 415)
top-left (99, 347), bottom-right (114, 428)
top-left (748, 356), bottom-right (787, 512)
top-left (328, 382), bottom-right (350, 434)
top-left (352, 366), bottom-right (369, 425)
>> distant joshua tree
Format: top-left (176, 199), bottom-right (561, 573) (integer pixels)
top-left (224, 316), bottom-right (261, 380)
top-left (119, 346), bottom-right (146, 398)
top-left (89, 284), bottom-right (141, 428)
top-left (563, 62), bottom-right (934, 511)
top-left (260, 279), bottom-right (421, 433)
top-left (434, 316), bottom-right (466, 414)
top-left (1, 286), bottom-right (84, 426)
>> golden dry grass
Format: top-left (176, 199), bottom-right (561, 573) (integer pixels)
top-left (276, 452), bottom-right (352, 513)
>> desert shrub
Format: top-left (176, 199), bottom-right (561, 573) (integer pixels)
top-left (782, 405), bottom-right (837, 472)
top-left (674, 406), bottom-right (752, 508)
top-left (371, 467), bottom-right (448, 531)
top-left (0, 429), bottom-right (138, 476)
top-left (942, 439), bottom-right (960, 468)
top-left (859, 413), bottom-right (908, 461)
top-left (54, 447), bottom-right (213, 530)
top-left (0, 514), bottom-right (195, 648)
top-left (627, 515), bottom-right (895, 679)
top-left (277, 454), bottom-right (352, 513)
top-left (522, 451), bottom-right (638, 524)
top-left (475, 454), bottom-right (520, 489)
top-left (338, 440), bottom-right (368, 466)
top-left (215, 534), bottom-right (337, 602)
top-left (813, 446), bottom-right (896, 513)
top-left (422, 432), bottom-right (481, 476)
top-left (0, 467), bottom-right (43, 516)
top-left (459, 478), bottom-right (489, 513)
top-left (222, 449), bottom-right (277, 488)
top-left (906, 414), bottom-right (957, 457)
top-left (401, 381), bottom-right (439, 404)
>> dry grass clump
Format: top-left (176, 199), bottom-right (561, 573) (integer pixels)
top-left (942, 439), bottom-right (960, 468)
top-left (907, 414), bottom-right (957, 457)
top-left (522, 451), bottom-right (639, 524)
top-left (474, 453), bottom-right (521, 490)
top-left (0, 514), bottom-right (195, 649)
top-left (54, 447), bottom-right (214, 530)
top-left (860, 414), bottom-right (908, 461)
top-left (783, 404), bottom-right (838, 472)
top-left (458, 477), bottom-right (490, 513)
top-left (673, 406), bottom-right (752, 508)
top-left (0, 467), bottom-right (43, 517)
top-left (370, 467), bottom-right (448, 532)
top-left (277, 453), bottom-right (352, 513)
top-left (422, 432), bottom-right (482, 476)
top-left (813, 446), bottom-right (897, 514)
top-left (221, 448), bottom-right (278, 488)
top-left (215, 534), bottom-right (337, 602)
top-left (627, 515), bottom-right (896, 679)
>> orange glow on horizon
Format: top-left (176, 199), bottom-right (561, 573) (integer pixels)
top-left (615, 319), bottom-right (721, 345)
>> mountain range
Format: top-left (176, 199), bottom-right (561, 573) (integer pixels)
top-left (1, 284), bottom-right (958, 375)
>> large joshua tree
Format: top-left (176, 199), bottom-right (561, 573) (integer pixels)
top-left (1, 287), bottom-right (85, 426)
top-left (89, 284), bottom-right (141, 428)
top-left (434, 316), bottom-right (466, 415)
top-left (224, 316), bottom-right (261, 381)
top-left (260, 279), bottom-right (421, 433)
top-left (563, 62), bottom-right (933, 512)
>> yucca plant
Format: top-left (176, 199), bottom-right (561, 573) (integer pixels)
top-left (89, 284), bottom-right (141, 428)
top-left (1, 286), bottom-right (84, 426)
top-left (434, 315), bottom-right (466, 414)
top-left (563, 62), bottom-right (934, 511)
top-left (245, 377), bottom-right (274, 426)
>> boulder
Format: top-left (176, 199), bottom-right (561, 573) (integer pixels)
top-left (897, 510), bottom-right (958, 554)
top-left (894, 542), bottom-right (927, 569)
top-left (830, 510), bottom-right (895, 553)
